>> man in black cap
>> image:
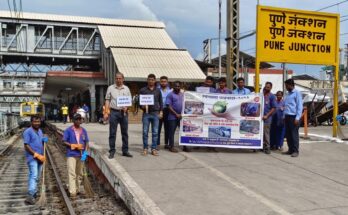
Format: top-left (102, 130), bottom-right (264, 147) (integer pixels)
top-left (62, 113), bottom-right (89, 197)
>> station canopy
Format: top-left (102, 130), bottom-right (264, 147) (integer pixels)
top-left (98, 25), bottom-right (206, 82)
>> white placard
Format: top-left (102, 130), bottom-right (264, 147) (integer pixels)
top-left (196, 87), bottom-right (211, 94)
top-left (116, 96), bottom-right (132, 107)
top-left (140, 94), bottom-right (154, 105)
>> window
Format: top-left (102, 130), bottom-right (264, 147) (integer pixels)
top-left (3, 80), bottom-right (11, 89)
top-left (37, 81), bottom-right (44, 88)
top-left (16, 82), bottom-right (26, 88)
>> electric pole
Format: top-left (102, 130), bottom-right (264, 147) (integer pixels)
top-left (226, 0), bottom-right (239, 89)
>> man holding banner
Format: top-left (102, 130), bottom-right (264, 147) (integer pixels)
top-left (104, 72), bottom-right (133, 159)
top-left (233, 77), bottom-right (251, 95)
top-left (139, 74), bottom-right (163, 156)
top-left (262, 82), bottom-right (276, 154)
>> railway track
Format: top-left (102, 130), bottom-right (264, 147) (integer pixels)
top-left (0, 130), bottom-right (129, 215)
top-left (0, 136), bottom-right (66, 214)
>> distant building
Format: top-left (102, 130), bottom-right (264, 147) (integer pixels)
top-left (0, 72), bottom-right (45, 113)
top-left (196, 53), bottom-right (293, 93)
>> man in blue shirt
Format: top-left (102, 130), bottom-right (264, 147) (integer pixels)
top-left (233, 77), bottom-right (251, 95)
top-left (23, 115), bottom-right (46, 205)
top-left (262, 82), bottom-right (276, 154)
top-left (157, 76), bottom-right (171, 149)
top-left (166, 81), bottom-right (184, 153)
top-left (283, 79), bottom-right (303, 157)
top-left (82, 103), bottom-right (90, 123)
top-left (63, 113), bottom-right (89, 197)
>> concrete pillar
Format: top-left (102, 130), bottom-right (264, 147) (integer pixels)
top-left (99, 86), bottom-right (104, 107)
top-left (89, 84), bottom-right (96, 122)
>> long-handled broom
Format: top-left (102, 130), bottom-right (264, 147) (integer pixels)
top-left (81, 150), bottom-right (94, 198)
top-left (36, 142), bottom-right (47, 207)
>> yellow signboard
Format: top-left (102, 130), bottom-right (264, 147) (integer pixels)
top-left (256, 6), bottom-right (340, 65)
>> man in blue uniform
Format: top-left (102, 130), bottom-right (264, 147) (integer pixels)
top-left (283, 79), bottom-right (303, 157)
top-left (23, 115), bottom-right (47, 205)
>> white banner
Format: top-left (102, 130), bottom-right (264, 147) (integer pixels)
top-left (180, 92), bottom-right (264, 149)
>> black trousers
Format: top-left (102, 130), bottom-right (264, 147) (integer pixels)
top-left (157, 108), bottom-right (169, 146)
top-left (109, 110), bottom-right (129, 154)
top-left (285, 115), bottom-right (299, 153)
top-left (168, 119), bottom-right (181, 148)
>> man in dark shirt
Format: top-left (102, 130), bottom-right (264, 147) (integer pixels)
top-left (262, 82), bottom-right (276, 154)
top-left (139, 74), bottom-right (163, 156)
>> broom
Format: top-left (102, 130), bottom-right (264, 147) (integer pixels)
top-left (81, 149), bottom-right (94, 198)
top-left (36, 142), bottom-right (47, 207)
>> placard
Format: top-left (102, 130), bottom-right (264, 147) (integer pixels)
top-left (139, 94), bottom-right (154, 105)
top-left (116, 96), bottom-right (132, 107)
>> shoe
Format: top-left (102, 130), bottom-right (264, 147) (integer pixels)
top-left (169, 147), bottom-right (178, 153)
top-left (278, 147), bottom-right (283, 151)
top-left (291, 152), bottom-right (299, 157)
top-left (156, 145), bottom-right (160, 151)
top-left (265, 148), bottom-right (271, 154)
top-left (25, 195), bottom-right (35, 205)
top-left (142, 149), bottom-right (148, 156)
top-left (183, 146), bottom-right (191, 152)
top-left (282, 151), bottom-right (292, 155)
top-left (122, 152), bottom-right (133, 157)
top-left (70, 193), bottom-right (77, 199)
top-left (151, 149), bottom-right (159, 156)
top-left (164, 145), bottom-right (170, 149)
top-left (108, 152), bottom-right (115, 159)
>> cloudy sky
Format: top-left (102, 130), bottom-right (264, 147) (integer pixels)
top-left (1, 0), bottom-right (347, 77)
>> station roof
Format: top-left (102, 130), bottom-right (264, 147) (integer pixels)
top-left (110, 48), bottom-right (206, 82)
top-left (98, 26), bottom-right (177, 49)
top-left (98, 19), bottom-right (205, 82)
top-left (0, 10), bottom-right (164, 28)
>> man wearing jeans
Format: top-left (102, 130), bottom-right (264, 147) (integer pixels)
top-left (166, 81), bottom-right (183, 153)
top-left (104, 72), bottom-right (133, 159)
top-left (23, 116), bottom-right (46, 205)
top-left (139, 74), bottom-right (163, 156)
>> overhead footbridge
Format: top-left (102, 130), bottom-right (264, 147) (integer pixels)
top-left (0, 11), bottom-right (205, 120)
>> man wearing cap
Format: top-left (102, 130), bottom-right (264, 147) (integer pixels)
top-left (104, 72), bottom-right (133, 159)
top-left (63, 113), bottom-right (89, 198)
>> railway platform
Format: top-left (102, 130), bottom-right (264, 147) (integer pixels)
top-left (49, 122), bottom-right (348, 215)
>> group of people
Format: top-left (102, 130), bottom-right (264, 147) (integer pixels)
top-left (103, 72), bottom-right (303, 159)
top-left (22, 72), bottom-right (303, 205)
top-left (58, 103), bottom-right (90, 124)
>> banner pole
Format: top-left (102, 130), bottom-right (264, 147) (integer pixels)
top-left (255, 5), bottom-right (260, 93)
top-left (333, 64), bottom-right (339, 137)
top-left (255, 61), bottom-right (260, 93)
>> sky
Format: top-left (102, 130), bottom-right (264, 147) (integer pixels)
top-left (1, 0), bottom-right (347, 78)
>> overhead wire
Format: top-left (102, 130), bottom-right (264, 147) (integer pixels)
top-left (316, 0), bottom-right (348, 11)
